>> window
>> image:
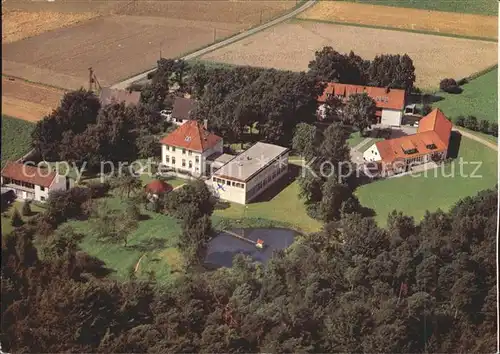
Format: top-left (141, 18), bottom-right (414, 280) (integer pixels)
top-left (40, 196), bottom-right (46, 202)
top-left (172, 157), bottom-right (176, 165)
top-left (189, 161), bottom-right (193, 169)
top-left (195, 167), bottom-right (199, 172)
top-left (40, 186), bottom-right (45, 191)
top-left (195, 156), bottom-right (199, 163)
top-left (164, 145), bottom-right (169, 151)
top-left (165, 156), bottom-right (170, 163)
top-left (182, 159), bottom-right (186, 167)
top-left (182, 149), bottom-right (186, 155)
top-left (172, 147), bottom-right (176, 152)
top-left (188, 150), bottom-right (192, 156)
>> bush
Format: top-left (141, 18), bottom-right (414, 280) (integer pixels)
top-left (439, 78), bottom-right (462, 94)
top-left (457, 78), bottom-right (468, 86)
top-left (21, 200), bottom-right (32, 217)
top-left (11, 208), bottom-right (23, 227)
top-left (455, 115), bottom-right (466, 127)
top-left (305, 202), bottom-right (322, 220)
top-left (489, 122), bottom-right (498, 137)
top-left (87, 182), bottom-right (110, 199)
top-left (478, 120), bottom-right (490, 133)
top-left (464, 115), bottom-right (478, 131)
top-left (421, 104), bottom-right (432, 116)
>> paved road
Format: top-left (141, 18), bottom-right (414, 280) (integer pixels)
top-left (111, 0), bottom-right (317, 90)
top-left (454, 127), bottom-right (498, 151)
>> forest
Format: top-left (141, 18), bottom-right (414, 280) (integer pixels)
top-left (1, 187), bottom-right (496, 352)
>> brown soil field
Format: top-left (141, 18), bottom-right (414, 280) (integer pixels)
top-left (298, 2), bottom-right (498, 39)
top-left (2, 16), bottom-right (245, 90)
top-left (2, 9), bottom-right (98, 44)
top-left (201, 20), bottom-right (498, 89)
top-left (2, 77), bottom-right (65, 122)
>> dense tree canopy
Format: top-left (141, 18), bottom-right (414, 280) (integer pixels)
top-left (1, 188), bottom-right (496, 353)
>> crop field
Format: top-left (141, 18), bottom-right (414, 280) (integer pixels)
top-left (202, 20), bottom-right (498, 89)
top-left (330, 0), bottom-right (496, 16)
top-left (2, 1), bottom-right (295, 90)
top-left (298, 2), bottom-right (498, 40)
top-left (433, 68), bottom-right (498, 124)
top-left (2, 77), bottom-right (64, 122)
top-left (1, 115), bottom-right (34, 168)
top-left (356, 136), bottom-right (498, 226)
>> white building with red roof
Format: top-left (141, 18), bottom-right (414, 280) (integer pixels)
top-left (1, 161), bottom-right (69, 202)
top-left (363, 108), bottom-right (452, 175)
top-left (159, 120), bottom-right (225, 177)
top-left (318, 83), bottom-right (407, 126)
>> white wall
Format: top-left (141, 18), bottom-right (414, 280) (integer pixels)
top-left (363, 144), bottom-right (382, 162)
top-left (381, 109), bottom-right (403, 126)
top-left (211, 177), bottom-right (246, 204)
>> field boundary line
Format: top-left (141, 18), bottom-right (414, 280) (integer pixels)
top-left (111, 0), bottom-right (315, 89)
top-left (1, 74), bottom-right (69, 92)
top-left (292, 18), bottom-right (498, 42)
top-left (463, 64), bottom-right (498, 82)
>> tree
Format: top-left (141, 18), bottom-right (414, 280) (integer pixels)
top-left (368, 54), bottom-right (416, 90)
top-left (342, 93), bottom-right (377, 134)
top-left (318, 177), bottom-right (352, 222)
top-left (135, 131), bottom-right (161, 159)
top-left (11, 208), bottom-right (23, 227)
top-left (323, 94), bottom-right (344, 122)
top-left (464, 115), bottom-right (478, 131)
top-left (455, 115), bottom-right (465, 127)
top-left (439, 78), bottom-right (462, 94)
top-left (179, 214), bottom-right (212, 267)
top-left (489, 122), bottom-right (498, 137)
top-left (112, 167), bottom-right (142, 198)
top-left (292, 123), bottom-right (318, 161)
top-left (298, 173), bottom-right (323, 204)
top-left (186, 62), bottom-right (210, 99)
top-left (318, 123), bottom-right (351, 178)
top-left (163, 180), bottom-right (215, 223)
top-left (308, 47), bottom-right (367, 84)
top-left (22, 200), bottom-right (32, 217)
top-left (478, 119), bottom-right (490, 133)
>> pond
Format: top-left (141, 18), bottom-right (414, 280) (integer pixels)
top-left (204, 228), bottom-right (297, 268)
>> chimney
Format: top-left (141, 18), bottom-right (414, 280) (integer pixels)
top-left (203, 119), bottom-right (208, 129)
top-left (385, 87), bottom-right (390, 93)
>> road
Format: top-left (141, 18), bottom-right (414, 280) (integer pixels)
top-left (111, 0), bottom-right (317, 90)
top-left (453, 127), bottom-right (498, 151)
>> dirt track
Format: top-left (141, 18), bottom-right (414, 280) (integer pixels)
top-left (1, 77), bottom-right (64, 122)
top-left (202, 20), bottom-right (498, 89)
top-left (298, 2), bottom-right (498, 39)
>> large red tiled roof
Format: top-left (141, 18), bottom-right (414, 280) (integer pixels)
top-left (160, 120), bottom-right (222, 152)
top-left (374, 109), bottom-right (452, 164)
top-left (1, 161), bottom-right (57, 188)
top-left (318, 83), bottom-right (406, 110)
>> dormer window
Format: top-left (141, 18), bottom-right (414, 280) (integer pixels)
top-left (426, 144), bottom-right (437, 150)
top-left (185, 136), bottom-right (192, 142)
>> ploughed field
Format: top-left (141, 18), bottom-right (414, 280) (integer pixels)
top-left (201, 20), bottom-right (498, 90)
top-left (298, 2), bottom-right (498, 39)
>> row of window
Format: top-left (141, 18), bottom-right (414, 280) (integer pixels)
top-left (165, 156), bottom-right (199, 165)
top-left (247, 166), bottom-right (285, 199)
top-left (3, 178), bottom-right (39, 190)
top-left (213, 177), bottom-right (244, 189)
top-left (164, 145), bottom-right (194, 155)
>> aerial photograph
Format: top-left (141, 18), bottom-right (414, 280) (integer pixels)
top-left (1, 0), bottom-right (498, 352)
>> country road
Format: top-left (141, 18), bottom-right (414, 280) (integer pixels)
top-left (454, 127), bottom-right (498, 151)
top-left (111, 0), bottom-right (317, 90)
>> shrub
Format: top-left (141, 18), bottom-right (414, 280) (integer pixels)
top-left (11, 208), bottom-right (23, 227)
top-left (457, 78), bottom-right (468, 86)
top-left (489, 122), bottom-right (498, 137)
top-left (455, 115), bottom-right (466, 127)
top-left (464, 115), bottom-right (478, 131)
top-left (478, 120), bottom-right (490, 133)
top-left (87, 181), bottom-right (110, 199)
top-left (306, 202), bottom-right (321, 220)
top-left (21, 200), bottom-right (32, 217)
top-left (439, 78), bottom-right (462, 94)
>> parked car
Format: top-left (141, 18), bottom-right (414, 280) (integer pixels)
top-left (160, 109), bottom-right (172, 119)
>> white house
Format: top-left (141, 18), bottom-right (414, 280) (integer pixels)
top-left (160, 120), bottom-right (223, 177)
top-left (318, 83), bottom-right (406, 126)
top-left (1, 161), bottom-right (69, 202)
top-left (210, 142), bottom-right (289, 205)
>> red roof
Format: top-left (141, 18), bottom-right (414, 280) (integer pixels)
top-left (1, 161), bottom-right (57, 188)
top-left (160, 120), bottom-right (222, 152)
top-left (145, 179), bottom-right (172, 194)
top-left (374, 109), bottom-right (452, 164)
top-left (318, 83), bottom-right (406, 110)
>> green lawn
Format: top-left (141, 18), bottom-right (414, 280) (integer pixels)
top-left (336, 0), bottom-right (496, 15)
top-left (347, 131), bottom-right (365, 148)
top-left (356, 136), bottom-right (498, 226)
top-left (1, 201), bottom-right (45, 235)
top-left (1, 116), bottom-right (34, 168)
top-left (213, 163), bottom-right (323, 233)
top-left (67, 193), bottom-right (183, 284)
top-left (433, 68), bottom-right (498, 124)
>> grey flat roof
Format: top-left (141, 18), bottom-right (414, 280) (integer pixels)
top-left (213, 142), bottom-right (288, 182)
top-left (206, 152), bottom-right (234, 164)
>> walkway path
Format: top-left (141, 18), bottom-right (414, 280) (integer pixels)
top-left (352, 137), bottom-right (373, 152)
top-left (454, 127), bottom-right (497, 151)
top-left (111, 0), bottom-right (317, 90)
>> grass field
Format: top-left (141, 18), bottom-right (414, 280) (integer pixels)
top-left (1, 115), bottom-right (34, 168)
top-left (213, 163), bottom-right (323, 234)
top-left (202, 20), bottom-right (497, 90)
top-left (433, 68), bottom-right (498, 124)
top-left (1, 201), bottom-right (45, 235)
top-left (356, 136), bottom-right (498, 226)
top-left (66, 193), bottom-right (183, 284)
top-left (333, 0), bottom-right (496, 16)
top-left (298, 2), bottom-right (497, 40)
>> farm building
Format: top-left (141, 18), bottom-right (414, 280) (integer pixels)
top-left (210, 142), bottom-right (289, 205)
top-left (164, 97), bottom-right (198, 126)
top-left (160, 120), bottom-right (223, 177)
top-left (318, 83), bottom-right (406, 126)
top-left (1, 161), bottom-right (69, 202)
top-left (99, 87), bottom-right (140, 106)
top-left (363, 108), bottom-right (452, 175)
